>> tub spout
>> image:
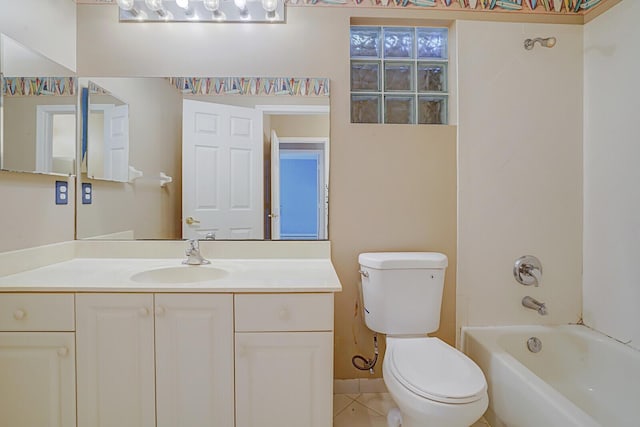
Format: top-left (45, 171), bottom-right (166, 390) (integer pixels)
top-left (522, 296), bottom-right (547, 315)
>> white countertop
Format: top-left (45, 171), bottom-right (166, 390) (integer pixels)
top-left (0, 257), bottom-right (342, 293)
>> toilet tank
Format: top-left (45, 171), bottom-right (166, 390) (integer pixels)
top-left (358, 252), bottom-right (448, 335)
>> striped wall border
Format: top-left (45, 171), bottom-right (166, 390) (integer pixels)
top-left (169, 77), bottom-right (330, 97)
top-left (2, 77), bottom-right (77, 97)
top-left (287, 0), bottom-right (607, 14)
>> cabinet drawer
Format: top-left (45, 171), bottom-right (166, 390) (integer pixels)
top-left (235, 293), bottom-right (333, 332)
top-left (0, 293), bottom-right (74, 331)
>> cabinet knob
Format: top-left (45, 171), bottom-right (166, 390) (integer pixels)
top-left (138, 307), bottom-right (150, 317)
top-left (13, 309), bottom-right (26, 320)
top-left (155, 306), bottom-right (166, 317)
top-left (57, 347), bottom-right (69, 357)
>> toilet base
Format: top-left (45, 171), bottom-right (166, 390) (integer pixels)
top-left (387, 408), bottom-right (402, 427)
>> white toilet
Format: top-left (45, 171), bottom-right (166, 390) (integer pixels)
top-left (358, 252), bottom-right (488, 427)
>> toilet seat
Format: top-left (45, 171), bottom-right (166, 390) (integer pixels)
top-left (387, 338), bottom-right (486, 404)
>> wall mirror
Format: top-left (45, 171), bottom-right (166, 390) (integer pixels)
top-left (84, 81), bottom-right (129, 182)
top-left (0, 34), bottom-right (77, 176)
top-left (76, 76), bottom-right (330, 242)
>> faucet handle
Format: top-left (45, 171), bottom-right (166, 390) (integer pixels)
top-left (514, 255), bottom-right (542, 286)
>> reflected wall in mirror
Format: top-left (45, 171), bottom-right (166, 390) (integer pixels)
top-left (76, 77), bottom-right (329, 242)
top-left (84, 82), bottom-right (129, 182)
top-left (0, 34), bottom-right (77, 176)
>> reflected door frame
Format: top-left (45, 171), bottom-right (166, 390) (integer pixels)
top-left (256, 104), bottom-right (330, 240)
top-left (272, 136), bottom-right (329, 240)
top-left (35, 104), bottom-right (76, 174)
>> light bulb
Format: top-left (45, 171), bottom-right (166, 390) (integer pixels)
top-left (176, 0), bottom-right (189, 9)
top-left (145, 0), bottom-right (164, 11)
top-left (145, 0), bottom-right (167, 16)
top-left (203, 0), bottom-right (220, 11)
top-left (265, 10), bottom-right (278, 21)
top-left (116, 0), bottom-right (136, 10)
top-left (261, 0), bottom-right (277, 12)
top-left (234, 0), bottom-right (247, 10)
top-left (544, 37), bottom-right (557, 48)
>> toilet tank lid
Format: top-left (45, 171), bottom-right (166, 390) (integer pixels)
top-left (359, 252), bottom-right (448, 269)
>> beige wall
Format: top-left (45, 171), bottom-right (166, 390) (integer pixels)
top-left (0, 171), bottom-right (75, 252)
top-left (0, 0), bottom-right (77, 253)
top-left (77, 77), bottom-right (183, 240)
top-left (270, 115), bottom-right (329, 138)
top-left (0, 0), bottom-right (76, 71)
top-left (76, 5), bottom-right (458, 379)
top-left (456, 21), bottom-right (583, 333)
top-left (584, 1), bottom-right (640, 350)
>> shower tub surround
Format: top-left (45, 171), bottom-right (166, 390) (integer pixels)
top-left (0, 240), bottom-right (341, 427)
top-left (462, 325), bottom-right (640, 427)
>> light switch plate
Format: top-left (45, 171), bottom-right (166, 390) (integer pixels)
top-left (82, 183), bottom-right (92, 205)
top-left (55, 181), bottom-right (68, 205)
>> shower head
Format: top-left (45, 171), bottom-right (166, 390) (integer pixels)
top-left (524, 37), bottom-right (557, 50)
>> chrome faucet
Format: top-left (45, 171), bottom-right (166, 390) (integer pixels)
top-left (522, 296), bottom-right (547, 315)
top-left (182, 239), bottom-right (211, 265)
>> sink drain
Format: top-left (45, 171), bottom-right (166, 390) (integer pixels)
top-left (527, 337), bottom-right (542, 353)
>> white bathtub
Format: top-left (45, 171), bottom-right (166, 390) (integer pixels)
top-left (462, 325), bottom-right (640, 427)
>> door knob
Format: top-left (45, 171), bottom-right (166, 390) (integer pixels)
top-left (268, 213), bottom-right (278, 218)
top-left (185, 216), bottom-right (200, 225)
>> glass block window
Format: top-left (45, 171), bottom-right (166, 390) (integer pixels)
top-left (350, 26), bottom-right (448, 125)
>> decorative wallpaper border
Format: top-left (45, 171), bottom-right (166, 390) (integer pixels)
top-left (169, 77), bottom-right (330, 97)
top-left (88, 81), bottom-right (111, 95)
top-left (2, 77), bottom-right (77, 97)
top-left (287, 0), bottom-right (607, 14)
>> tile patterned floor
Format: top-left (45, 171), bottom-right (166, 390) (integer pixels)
top-left (333, 393), bottom-right (490, 427)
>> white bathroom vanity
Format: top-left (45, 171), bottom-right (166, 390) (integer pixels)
top-left (0, 240), bottom-right (341, 427)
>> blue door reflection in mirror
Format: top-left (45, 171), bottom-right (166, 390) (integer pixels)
top-left (278, 141), bottom-right (328, 240)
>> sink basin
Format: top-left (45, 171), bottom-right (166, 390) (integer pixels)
top-left (130, 266), bottom-right (229, 284)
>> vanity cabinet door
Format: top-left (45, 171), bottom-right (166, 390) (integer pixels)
top-left (76, 294), bottom-right (155, 427)
top-left (0, 332), bottom-right (75, 427)
top-left (155, 294), bottom-right (234, 427)
top-left (235, 331), bottom-right (333, 427)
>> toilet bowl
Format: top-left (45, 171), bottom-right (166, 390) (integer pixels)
top-left (382, 337), bottom-right (488, 427)
top-left (358, 252), bottom-right (488, 427)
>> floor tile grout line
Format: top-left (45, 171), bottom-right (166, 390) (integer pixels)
top-left (333, 393), bottom-right (360, 419)
top-left (354, 396), bottom-right (389, 417)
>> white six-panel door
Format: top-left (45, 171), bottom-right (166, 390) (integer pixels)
top-left (76, 294), bottom-right (155, 427)
top-left (155, 294), bottom-right (234, 427)
top-left (103, 104), bottom-right (130, 182)
top-left (0, 332), bottom-right (75, 427)
top-left (182, 99), bottom-right (263, 240)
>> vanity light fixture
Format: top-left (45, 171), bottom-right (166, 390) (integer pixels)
top-left (262, 0), bottom-right (278, 21)
top-left (524, 36), bottom-right (557, 50)
top-left (145, 0), bottom-right (168, 17)
top-left (203, 0), bottom-right (226, 20)
top-left (175, 0), bottom-right (194, 15)
top-left (116, 0), bottom-right (139, 16)
top-left (118, 0), bottom-right (285, 23)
